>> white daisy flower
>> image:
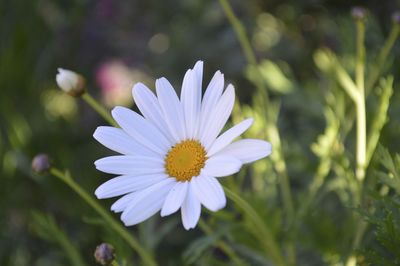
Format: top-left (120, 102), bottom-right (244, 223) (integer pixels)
top-left (93, 61), bottom-right (272, 230)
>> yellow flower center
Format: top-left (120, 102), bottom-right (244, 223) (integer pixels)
top-left (165, 140), bottom-right (207, 182)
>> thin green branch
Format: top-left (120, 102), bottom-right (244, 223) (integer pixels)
top-left (346, 17), bottom-right (368, 266)
top-left (218, 0), bottom-right (257, 65)
top-left (224, 187), bottom-right (286, 266)
top-left (354, 18), bottom-right (366, 182)
top-left (366, 24), bottom-right (400, 92)
top-left (49, 168), bottom-right (157, 266)
top-left (334, 63), bottom-right (360, 103)
top-left (366, 77), bottom-right (393, 165)
top-left (82, 93), bottom-right (118, 127)
top-left (217, 1), bottom-right (295, 263)
top-left (198, 219), bottom-right (246, 266)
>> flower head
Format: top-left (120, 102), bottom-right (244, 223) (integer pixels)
top-left (94, 243), bottom-right (115, 266)
top-left (56, 68), bottom-right (86, 97)
top-left (32, 154), bottom-right (50, 173)
top-left (93, 61), bottom-right (272, 230)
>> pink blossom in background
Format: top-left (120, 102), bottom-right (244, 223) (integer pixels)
top-left (96, 60), bottom-right (150, 107)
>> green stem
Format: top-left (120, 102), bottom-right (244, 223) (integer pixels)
top-left (354, 19), bottom-right (366, 182)
top-left (224, 187), bottom-right (286, 266)
top-left (366, 24), bottom-right (400, 92)
top-left (218, 1), bottom-right (295, 263)
top-left (198, 219), bottom-right (246, 266)
top-left (218, 0), bottom-right (269, 102)
top-left (366, 77), bottom-right (393, 165)
top-left (297, 156), bottom-right (332, 220)
top-left (82, 93), bottom-right (118, 127)
top-left (218, 0), bottom-right (257, 66)
top-left (334, 61), bottom-right (360, 102)
top-left (355, 19), bottom-right (367, 182)
top-left (345, 18), bottom-right (367, 266)
top-left (49, 168), bottom-right (157, 266)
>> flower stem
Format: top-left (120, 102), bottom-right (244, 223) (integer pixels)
top-left (366, 23), bottom-right (400, 92)
top-left (345, 17), bottom-right (368, 266)
top-left (218, 1), bottom-right (295, 263)
top-left (218, 0), bottom-right (256, 66)
top-left (354, 19), bottom-right (366, 182)
top-left (198, 219), bottom-right (246, 266)
top-left (49, 168), bottom-right (157, 266)
top-left (224, 187), bottom-right (286, 266)
top-left (81, 93), bottom-right (118, 127)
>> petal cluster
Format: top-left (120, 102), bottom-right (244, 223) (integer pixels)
top-left (94, 61), bottom-right (272, 230)
top-left (56, 68), bottom-right (85, 96)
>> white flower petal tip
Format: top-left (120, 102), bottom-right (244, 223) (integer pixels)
top-left (207, 118), bottom-right (254, 157)
top-left (56, 68), bottom-right (85, 96)
top-left (93, 61), bottom-right (271, 230)
top-left (192, 176), bottom-right (226, 212)
top-left (217, 139), bottom-right (272, 164)
top-left (181, 185), bottom-right (201, 230)
top-left (111, 106), bottom-right (171, 154)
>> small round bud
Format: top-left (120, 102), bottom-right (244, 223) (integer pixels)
top-left (31, 154), bottom-right (50, 173)
top-left (56, 68), bottom-right (86, 97)
top-left (94, 243), bottom-right (115, 266)
top-left (392, 11), bottom-right (400, 24)
top-left (351, 7), bottom-right (367, 20)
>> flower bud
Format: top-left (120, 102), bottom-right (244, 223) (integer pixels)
top-left (392, 11), bottom-right (400, 24)
top-left (94, 243), bottom-right (115, 266)
top-left (56, 68), bottom-right (86, 97)
top-left (31, 154), bottom-right (50, 173)
top-left (351, 7), bottom-right (366, 20)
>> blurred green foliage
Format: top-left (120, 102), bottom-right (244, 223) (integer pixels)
top-left (1, 0), bottom-right (400, 265)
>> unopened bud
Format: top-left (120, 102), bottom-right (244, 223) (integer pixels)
top-left (392, 11), bottom-right (400, 24)
top-left (32, 154), bottom-right (50, 173)
top-left (351, 7), bottom-right (366, 20)
top-left (56, 68), bottom-right (86, 97)
top-left (94, 243), bottom-right (115, 266)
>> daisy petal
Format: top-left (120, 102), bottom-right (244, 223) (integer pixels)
top-left (207, 118), bottom-right (253, 156)
top-left (156, 77), bottom-right (186, 141)
top-left (181, 183), bottom-right (201, 230)
top-left (216, 139), bottom-right (272, 164)
top-left (132, 83), bottom-right (175, 143)
top-left (192, 60), bottom-right (203, 92)
top-left (111, 106), bottom-right (170, 154)
top-left (181, 70), bottom-right (200, 138)
top-left (93, 126), bottom-right (157, 157)
top-left (200, 85), bottom-right (235, 149)
top-left (111, 192), bottom-right (137, 213)
top-left (161, 181), bottom-right (188, 217)
top-left (198, 71), bottom-right (224, 137)
top-left (192, 175), bottom-right (226, 212)
top-left (202, 155), bottom-right (242, 177)
top-left (121, 178), bottom-right (175, 226)
top-left (95, 173), bottom-right (168, 199)
top-left (95, 155), bottom-right (164, 175)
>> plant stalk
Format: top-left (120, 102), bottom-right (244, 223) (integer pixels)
top-left (366, 23), bottom-right (400, 92)
top-left (198, 219), bottom-right (246, 266)
top-left (49, 168), bottom-right (157, 266)
top-left (218, 1), bottom-right (295, 263)
top-left (355, 19), bottom-right (366, 182)
top-left (224, 187), bottom-right (286, 266)
top-left (82, 93), bottom-right (118, 127)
